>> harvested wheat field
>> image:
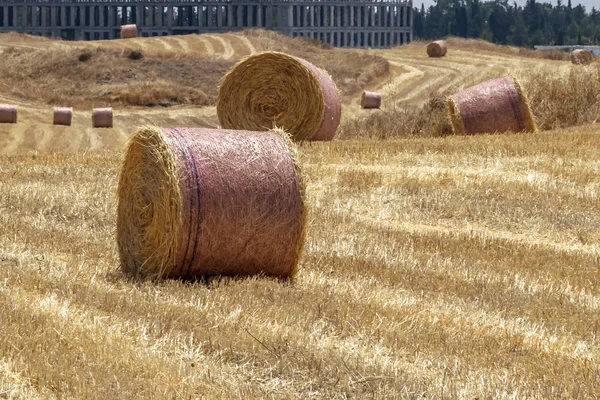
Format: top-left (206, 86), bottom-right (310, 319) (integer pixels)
top-left (1, 31), bottom-right (600, 398)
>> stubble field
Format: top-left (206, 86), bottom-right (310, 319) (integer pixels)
top-left (1, 31), bottom-right (600, 399)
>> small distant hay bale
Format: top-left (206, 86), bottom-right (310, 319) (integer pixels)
top-left (92, 108), bottom-right (113, 128)
top-left (120, 24), bottom-right (138, 39)
top-left (571, 49), bottom-right (593, 65)
top-left (427, 40), bottom-right (447, 57)
top-left (116, 127), bottom-right (306, 280)
top-left (53, 107), bottom-right (73, 126)
top-left (217, 51), bottom-right (341, 141)
top-left (361, 91), bottom-right (381, 109)
top-left (0, 104), bottom-right (17, 124)
top-left (447, 76), bottom-right (537, 135)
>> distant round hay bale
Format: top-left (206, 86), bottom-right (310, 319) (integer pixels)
top-left (120, 24), bottom-right (138, 39)
top-left (217, 52), bottom-right (341, 141)
top-left (53, 107), bottom-right (72, 126)
top-left (571, 49), bottom-right (593, 65)
top-left (361, 91), bottom-right (381, 109)
top-left (427, 40), bottom-right (447, 57)
top-left (447, 76), bottom-right (537, 135)
top-left (0, 104), bottom-right (17, 124)
top-left (92, 108), bottom-right (113, 128)
top-left (117, 127), bottom-right (306, 280)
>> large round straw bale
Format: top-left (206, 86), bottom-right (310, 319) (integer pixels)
top-left (217, 52), bottom-right (341, 141)
top-left (53, 107), bottom-right (72, 126)
top-left (0, 104), bottom-right (17, 124)
top-left (120, 24), bottom-right (138, 39)
top-left (92, 108), bottom-right (113, 128)
top-left (117, 127), bottom-right (306, 280)
top-left (427, 40), bottom-right (447, 57)
top-left (361, 91), bottom-right (381, 109)
top-left (447, 76), bottom-right (537, 135)
top-left (571, 49), bottom-right (593, 65)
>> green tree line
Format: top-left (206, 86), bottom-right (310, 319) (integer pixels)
top-left (413, 0), bottom-right (600, 46)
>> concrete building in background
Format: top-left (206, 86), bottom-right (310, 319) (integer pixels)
top-left (0, 0), bottom-right (413, 48)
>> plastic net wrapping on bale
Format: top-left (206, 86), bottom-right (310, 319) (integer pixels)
top-left (92, 108), bottom-right (113, 128)
top-left (571, 49), bottom-right (594, 65)
top-left (120, 24), bottom-right (138, 39)
top-left (53, 107), bottom-right (72, 126)
top-left (117, 127), bottom-right (307, 280)
top-left (447, 76), bottom-right (537, 135)
top-left (427, 41), bottom-right (447, 57)
top-left (217, 52), bottom-right (341, 141)
top-left (0, 104), bottom-right (17, 124)
top-left (361, 91), bottom-right (382, 109)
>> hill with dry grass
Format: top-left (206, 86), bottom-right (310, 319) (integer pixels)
top-left (1, 31), bottom-right (600, 399)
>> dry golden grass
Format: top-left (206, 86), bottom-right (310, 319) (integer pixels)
top-left (2, 32), bottom-right (600, 398)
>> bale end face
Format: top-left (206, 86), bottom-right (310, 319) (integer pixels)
top-left (120, 24), bottom-right (138, 39)
top-left (92, 108), bottom-right (113, 128)
top-left (0, 104), bottom-right (17, 124)
top-left (361, 91), bottom-right (382, 109)
top-left (117, 126), bottom-right (306, 280)
top-left (53, 107), bottom-right (73, 126)
top-left (571, 49), bottom-right (593, 65)
top-left (427, 41), bottom-right (447, 57)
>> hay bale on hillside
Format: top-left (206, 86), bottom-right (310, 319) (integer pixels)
top-left (120, 24), bottom-right (138, 39)
top-left (427, 40), bottom-right (447, 57)
top-left (53, 107), bottom-right (72, 126)
top-left (447, 76), bottom-right (537, 135)
top-left (0, 105), bottom-right (17, 124)
top-left (361, 91), bottom-right (381, 109)
top-left (92, 108), bottom-right (113, 128)
top-left (117, 127), bottom-right (306, 280)
top-left (217, 52), bottom-right (341, 141)
top-left (571, 49), bottom-right (593, 65)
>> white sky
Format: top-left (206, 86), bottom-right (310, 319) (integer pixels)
top-left (414, 0), bottom-right (598, 11)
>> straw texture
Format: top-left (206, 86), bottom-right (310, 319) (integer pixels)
top-left (217, 52), bottom-right (341, 141)
top-left (53, 107), bottom-right (73, 126)
top-left (361, 91), bottom-right (381, 109)
top-left (571, 49), bottom-right (593, 65)
top-left (447, 76), bottom-right (537, 135)
top-left (120, 24), bottom-right (138, 39)
top-left (92, 108), bottom-right (113, 128)
top-left (427, 41), bottom-right (447, 57)
top-left (0, 104), bottom-right (17, 124)
top-left (117, 126), bottom-right (306, 280)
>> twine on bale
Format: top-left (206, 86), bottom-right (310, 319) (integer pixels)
top-left (92, 108), bottom-right (113, 128)
top-left (361, 91), bottom-right (381, 109)
top-left (571, 49), bottom-right (593, 65)
top-left (427, 40), bottom-right (447, 57)
top-left (120, 24), bottom-right (138, 39)
top-left (116, 127), bottom-right (307, 280)
top-left (53, 107), bottom-right (72, 126)
top-left (447, 76), bottom-right (537, 135)
top-left (217, 52), bottom-right (341, 141)
top-left (0, 104), bottom-right (17, 124)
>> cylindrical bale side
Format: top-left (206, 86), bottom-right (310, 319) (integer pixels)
top-left (92, 108), bottom-right (113, 128)
top-left (53, 107), bottom-right (73, 126)
top-left (0, 104), bottom-right (17, 124)
top-left (361, 91), bottom-right (382, 109)
top-left (427, 40), bottom-right (447, 57)
top-left (217, 51), bottom-right (342, 142)
top-left (117, 127), bottom-right (307, 280)
top-left (446, 76), bottom-right (537, 135)
top-left (120, 24), bottom-right (138, 39)
top-left (571, 49), bottom-right (593, 65)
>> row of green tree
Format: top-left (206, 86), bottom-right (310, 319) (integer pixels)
top-left (413, 0), bottom-right (600, 47)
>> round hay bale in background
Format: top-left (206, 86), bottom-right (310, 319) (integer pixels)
top-left (571, 49), bottom-right (593, 65)
top-left (120, 24), bottom-right (138, 39)
top-left (361, 91), bottom-right (381, 109)
top-left (427, 40), bottom-right (447, 57)
top-left (217, 52), bottom-right (341, 141)
top-left (117, 127), bottom-right (306, 280)
top-left (0, 104), bottom-right (17, 124)
top-left (447, 76), bottom-right (537, 135)
top-left (53, 107), bottom-right (73, 126)
top-left (92, 108), bottom-right (113, 128)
